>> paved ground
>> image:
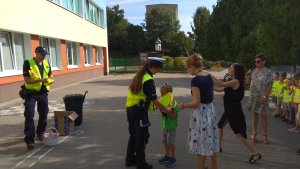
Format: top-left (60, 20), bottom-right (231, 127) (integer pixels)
top-left (0, 71), bottom-right (299, 169)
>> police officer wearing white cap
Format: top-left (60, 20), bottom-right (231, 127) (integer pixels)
top-left (125, 57), bottom-right (172, 169)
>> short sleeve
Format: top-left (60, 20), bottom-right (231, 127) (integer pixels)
top-left (265, 69), bottom-right (273, 85)
top-left (23, 60), bottom-right (30, 77)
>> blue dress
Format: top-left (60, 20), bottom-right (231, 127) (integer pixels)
top-left (187, 75), bottom-right (219, 155)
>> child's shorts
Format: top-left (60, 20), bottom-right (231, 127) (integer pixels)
top-left (282, 103), bottom-right (292, 112)
top-left (162, 129), bottom-right (176, 145)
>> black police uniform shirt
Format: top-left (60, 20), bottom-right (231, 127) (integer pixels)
top-left (143, 68), bottom-right (157, 102)
top-left (23, 59), bottom-right (52, 94)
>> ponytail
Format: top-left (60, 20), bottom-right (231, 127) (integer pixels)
top-left (129, 64), bottom-right (148, 93)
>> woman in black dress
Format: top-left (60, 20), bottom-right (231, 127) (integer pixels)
top-left (211, 63), bottom-right (261, 164)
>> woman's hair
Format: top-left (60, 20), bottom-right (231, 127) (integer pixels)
top-left (160, 83), bottom-right (173, 94)
top-left (255, 53), bottom-right (266, 61)
top-left (129, 62), bottom-right (160, 93)
top-left (186, 53), bottom-right (204, 68)
top-left (233, 63), bottom-right (245, 82)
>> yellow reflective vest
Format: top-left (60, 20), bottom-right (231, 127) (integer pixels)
top-left (276, 82), bottom-right (285, 99)
top-left (25, 58), bottom-right (51, 92)
top-left (272, 80), bottom-right (279, 97)
top-left (282, 87), bottom-right (292, 103)
top-left (125, 73), bottom-right (153, 108)
top-left (294, 88), bottom-right (300, 104)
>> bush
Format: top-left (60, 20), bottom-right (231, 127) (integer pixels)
top-left (174, 57), bottom-right (187, 71)
top-left (203, 59), bottom-right (215, 69)
top-left (162, 56), bottom-right (175, 70)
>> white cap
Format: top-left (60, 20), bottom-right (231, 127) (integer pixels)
top-left (147, 57), bottom-right (165, 68)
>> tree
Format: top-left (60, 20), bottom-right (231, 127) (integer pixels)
top-left (106, 5), bottom-right (129, 51)
top-left (191, 7), bottom-right (210, 55)
top-left (143, 7), bottom-right (180, 51)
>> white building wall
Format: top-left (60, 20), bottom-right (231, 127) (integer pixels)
top-left (0, 0), bottom-right (107, 47)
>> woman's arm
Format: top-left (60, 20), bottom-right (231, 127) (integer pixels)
top-left (214, 86), bottom-right (225, 92)
top-left (211, 74), bottom-right (239, 89)
top-left (180, 87), bottom-right (201, 109)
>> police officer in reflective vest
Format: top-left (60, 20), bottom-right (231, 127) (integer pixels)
top-left (125, 57), bottom-right (172, 169)
top-left (23, 46), bottom-right (54, 150)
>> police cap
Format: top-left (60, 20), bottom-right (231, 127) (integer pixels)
top-left (35, 46), bottom-right (49, 55)
top-left (148, 57), bottom-right (165, 68)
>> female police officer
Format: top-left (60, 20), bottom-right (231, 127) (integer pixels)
top-left (125, 57), bottom-right (172, 169)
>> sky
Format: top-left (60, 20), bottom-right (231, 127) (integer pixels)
top-left (106, 0), bottom-right (218, 34)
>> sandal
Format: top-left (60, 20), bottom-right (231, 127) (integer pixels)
top-left (250, 133), bottom-right (257, 143)
top-left (262, 134), bottom-right (269, 144)
top-left (248, 153), bottom-right (262, 164)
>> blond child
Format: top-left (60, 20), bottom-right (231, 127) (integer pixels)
top-left (288, 73), bottom-right (300, 132)
top-left (271, 72), bottom-right (280, 112)
top-left (282, 79), bottom-right (292, 122)
top-left (274, 72), bottom-right (287, 118)
top-left (158, 83), bottom-right (179, 168)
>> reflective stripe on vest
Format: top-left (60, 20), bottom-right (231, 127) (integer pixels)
top-left (25, 59), bottom-right (51, 92)
top-left (125, 73), bottom-right (153, 108)
top-left (282, 89), bottom-right (292, 103)
top-left (294, 88), bottom-right (300, 104)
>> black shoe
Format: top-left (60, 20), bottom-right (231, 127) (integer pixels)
top-left (125, 161), bottom-right (136, 167)
top-left (137, 163), bottom-right (152, 169)
top-left (26, 143), bottom-right (35, 150)
top-left (219, 147), bottom-right (222, 152)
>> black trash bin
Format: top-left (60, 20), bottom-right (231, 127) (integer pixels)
top-left (63, 91), bottom-right (88, 126)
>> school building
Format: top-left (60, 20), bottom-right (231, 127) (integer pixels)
top-left (0, 0), bottom-right (108, 103)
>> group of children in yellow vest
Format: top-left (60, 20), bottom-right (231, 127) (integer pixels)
top-left (272, 72), bottom-right (300, 132)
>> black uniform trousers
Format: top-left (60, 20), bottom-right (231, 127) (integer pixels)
top-left (23, 93), bottom-right (49, 143)
top-left (126, 106), bottom-right (150, 168)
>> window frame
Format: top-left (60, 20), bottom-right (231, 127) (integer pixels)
top-left (39, 37), bottom-right (62, 70)
top-left (0, 31), bottom-right (26, 77)
top-left (66, 41), bottom-right (79, 69)
top-left (95, 46), bottom-right (103, 65)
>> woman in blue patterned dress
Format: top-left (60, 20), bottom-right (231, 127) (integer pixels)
top-left (180, 54), bottom-right (219, 169)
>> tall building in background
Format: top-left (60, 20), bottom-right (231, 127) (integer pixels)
top-left (146, 4), bottom-right (178, 19)
top-left (0, 0), bottom-right (108, 103)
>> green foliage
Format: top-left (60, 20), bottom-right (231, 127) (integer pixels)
top-left (162, 56), bottom-right (175, 70)
top-left (203, 59), bottom-right (215, 70)
top-left (143, 7), bottom-right (180, 52)
top-left (192, 0), bottom-right (300, 68)
top-left (192, 7), bottom-right (210, 54)
top-left (174, 57), bottom-right (187, 70)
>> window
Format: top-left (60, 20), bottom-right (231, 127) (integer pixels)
top-left (96, 47), bottom-right (103, 64)
top-left (66, 42), bottom-right (79, 68)
top-left (99, 8), bottom-right (104, 27)
top-left (49, 0), bottom-right (82, 16)
top-left (83, 45), bottom-right (92, 65)
top-left (40, 37), bottom-right (62, 69)
top-left (85, 0), bottom-right (104, 27)
top-left (0, 31), bottom-right (26, 76)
